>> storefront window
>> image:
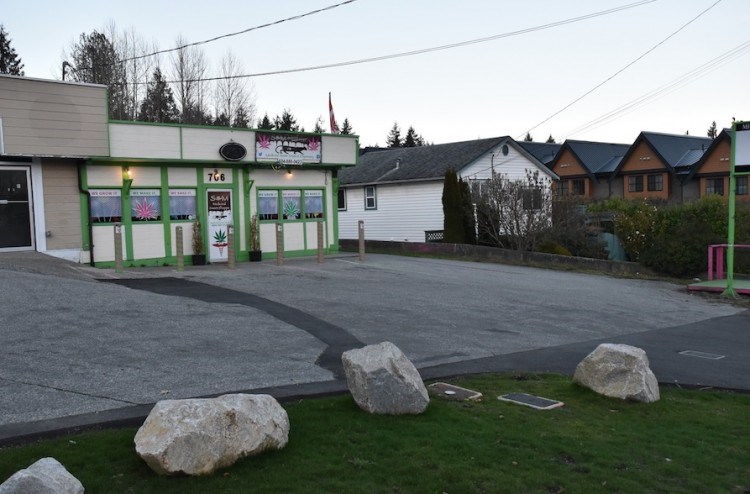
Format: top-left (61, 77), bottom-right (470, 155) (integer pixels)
top-left (90, 189), bottom-right (122, 223)
top-left (282, 190), bottom-right (302, 220)
top-left (131, 189), bottom-right (162, 222)
top-left (305, 190), bottom-right (324, 218)
top-left (258, 190), bottom-right (279, 220)
top-left (169, 189), bottom-right (196, 220)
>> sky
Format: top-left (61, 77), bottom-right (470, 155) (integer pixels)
top-left (3, 0), bottom-right (750, 147)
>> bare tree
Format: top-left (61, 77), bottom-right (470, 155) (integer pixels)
top-left (214, 50), bottom-right (256, 127)
top-left (170, 35), bottom-right (210, 124)
top-left (116, 25), bottom-right (156, 121)
top-left (474, 170), bottom-right (552, 251)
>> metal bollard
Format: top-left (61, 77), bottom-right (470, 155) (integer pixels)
top-left (114, 222), bottom-right (123, 273)
top-left (317, 221), bottom-right (324, 263)
top-left (227, 225), bottom-right (235, 269)
top-left (176, 226), bottom-right (184, 272)
top-left (358, 220), bottom-right (365, 262)
top-left (276, 222), bottom-right (284, 266)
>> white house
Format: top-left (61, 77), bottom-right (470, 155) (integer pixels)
top-left (338, 137), bottom-right (559, 242)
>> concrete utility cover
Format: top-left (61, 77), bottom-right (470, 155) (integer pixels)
top-left (498, 393), bottom-right (564, 410)
top-left (428, 382), bottom-right (483, 401)
top-left (678, 350), bottom-right (725, 360)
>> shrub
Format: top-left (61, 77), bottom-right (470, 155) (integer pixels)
top-left (537, 241), bottom-right (572, 256)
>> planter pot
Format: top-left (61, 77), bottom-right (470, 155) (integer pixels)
top-left (249, 250), bottom-right (263, 262)
top-left (192, 254), bottom-right (206, 266)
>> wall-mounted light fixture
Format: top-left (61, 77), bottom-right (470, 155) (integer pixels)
top-left (286, 169), bottom-right (293, 178)
top-left (122, 166), bottom-right (134, 196)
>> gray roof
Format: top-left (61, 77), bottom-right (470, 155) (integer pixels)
top-left (516, 141), bottom-right (561, 166)
top-left (565, 140), bottom-right (630, 175)
top-left (339, 137), bottom-right (511, 185)
top-left (641, 132), bottom-right (711, 170)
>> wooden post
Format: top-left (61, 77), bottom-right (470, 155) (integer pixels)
top-left (358, 220), bottom-right (365, 262)
top-left (176, 226), bottom-right (184, 272)
top-left (227, 225), bottom-right (235, 269)
top-left (317, 221), bottom-right (324, 263)
top-left (114, 222), bottom-right (123, 273)
top-left (276, 222), bottom-right (284, 266)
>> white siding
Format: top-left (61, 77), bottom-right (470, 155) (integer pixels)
top-left (339, 181), bottom-right (444, 242)
top-left (109, 123), bottom-right (180, 159)
top-left (322, 135), bottom-right (357, 165)
top-left (168, 167), bottom-right (197, 186)
top-left (460, 143), bottom-right (551, 184)
top-left (182, 128), bottom-right (255, 161)
top-left (87, 165), bottom-right (122, 187)
top-left (129, 166), bottom-right (161, 186)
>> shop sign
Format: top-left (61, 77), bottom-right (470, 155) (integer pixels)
top-left (219, 142), bottom-right (247, 161)
top-left (255, 132), bottom-right (322, 164)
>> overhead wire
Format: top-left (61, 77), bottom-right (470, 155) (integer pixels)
top-left (120, 0), bottom-right (656, 86)
top-left (516, 0), bottom-right (724, 140)
top-left (561, 38), bottom-right (750, 138)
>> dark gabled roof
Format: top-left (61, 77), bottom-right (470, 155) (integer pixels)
top-left (613, 131), bottom-right (712, 178)
top-left (516, 141), bottom-right (561, 167)
top-left (554, 140), bottom-right (630, 177)
top-left (339, 137), bottom-right (510, 185)
top-left (684, 128), bottom-right (750, 180)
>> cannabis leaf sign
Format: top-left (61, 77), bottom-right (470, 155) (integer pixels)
top-left (212, 229), bottom-right (228, 255)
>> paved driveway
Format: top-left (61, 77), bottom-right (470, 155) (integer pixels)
top-left (0, 252), bottom-right (745, 441)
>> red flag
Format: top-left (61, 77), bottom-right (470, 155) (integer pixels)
top-left (329, 92), bottom-right (339, 133)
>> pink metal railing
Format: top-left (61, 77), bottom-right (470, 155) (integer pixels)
top-left (707, 244), bottom-right (750, 280)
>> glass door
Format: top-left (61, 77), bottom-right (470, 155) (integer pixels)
top-left (0, 167), bottom-right (33, 249)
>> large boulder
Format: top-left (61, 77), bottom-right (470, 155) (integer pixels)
top-left (134, 393), bottom-right (289, 476)
top-left (573, 343), bottom-right (660, 403)
top-left (341, 341), bottom-right (429, 414)
top-left (0, 457), bottom-right (83, 494)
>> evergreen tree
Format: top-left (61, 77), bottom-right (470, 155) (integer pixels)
top-left (386, 122), bottom-right (402, 148)
top-left (0, 25), bottom-right (24, 75)
top-left (257, 113), bottom-right (274, 129)
top-left (546, 134), bottom-right (556, 144)
top-left (274, 108), bottom-right (299, 131)
top-left (233, 106), bottom-right (250, 128)
top-left (404, 126), bottom-right (426, 147)
top-left (213, 113), bottom-right (230, 127)
top-left (313, 116), bottom-right (325, 133)
top-left (68, 30), bottom-right (127, 119)
top-left (459, 178), bottom-right (476, 245)
top-left (707, 121), bottom-right (718, 138)
top-left (137, 68), bottom-right (179, 123)
top-left (442, 169), bottom-right (465, 244)
top-left (524, 132), bottom-right (533, 142)
top-left (340, 118), bottom-right (354, 135)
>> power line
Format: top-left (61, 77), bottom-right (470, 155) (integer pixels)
top-left (117, 0), bottom-right (360, 64)
top-left (561, 38), bottom-right (750, 138)
top-left (517, 0), bottom-right (723, 140)
top-left (121, 0), bottom-right (656, 86)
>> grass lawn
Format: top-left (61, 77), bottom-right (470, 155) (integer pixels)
top-left (1, 373), bottom-right (748, 493)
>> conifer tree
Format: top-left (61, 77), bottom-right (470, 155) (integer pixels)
top-left (274, 108), bottom-right (299, 131)
top-left (524, 132), bottom-right (533, 142)
top-left (386, 122), bottom-right (402, 148)
top-left (233, 106), bottom-right (250, 128)
top-left (442, 169), bottom-right (465, 243)
top-left (257, 113), bottom-right (274, 129)
top-left (340, 118), bottom-right (354, 135)
top-left (404, 126), bottom-right (425, 147)
top-left (546, 135), bottom-right (556, 143)
top-left (459, 178), bottom-right (476, 245)
top-left (707, 121), bottom-right (718, 138)
top-left (138, 68), bottom-right (179, 123)
top-left (0, 25), bottom-right (24, 75)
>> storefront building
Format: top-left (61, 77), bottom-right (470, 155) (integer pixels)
top-left (0, 75), bottom-right (358, 266)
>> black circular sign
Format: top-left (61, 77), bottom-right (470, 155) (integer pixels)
top-left (219, 142), bottom-right (247, 161)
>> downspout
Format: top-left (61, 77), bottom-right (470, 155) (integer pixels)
top-left (77, 162), bottom-right (95, 266)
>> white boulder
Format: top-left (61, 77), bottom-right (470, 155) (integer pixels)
top-left (573, 343), bottom-right (660, 403)
top-left (134, 393), bottom-right (289, 476)
top-left (0, 457), bottom-right (84, 494)
top-left (341, 341), bottom-right (429, 414)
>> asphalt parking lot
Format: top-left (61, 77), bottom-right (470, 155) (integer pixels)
top-left (0, 251), bottom-right (747, 444)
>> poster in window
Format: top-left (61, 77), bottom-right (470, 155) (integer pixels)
top-left (282, 190), bottom-right (301, 220)
top-left (207, 190), bottom-right (233, 263)
top-left (305, 190), bottom-right (324, 218)
top-left (169, 189), bottom-right (196, 220)
top-left (258, 190), bottom-right (278, 220)
top-left (90, 189), bottom-right (122, 223)
top-left (131, 189), bottom-right (162, 222)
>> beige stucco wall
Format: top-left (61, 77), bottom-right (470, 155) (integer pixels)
top-left (42, 160), bottom-right (82, 249)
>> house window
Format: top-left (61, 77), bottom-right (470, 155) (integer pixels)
top-left (364, 185), bottom-right (377, 210)
top-left (571, 179), bottom-right (586, 195)
top-left (130, 190), bottom-right (162, 222)
top-left (737, 176), bottom-right (748, 195)
top-left (628, 175), bottom-right (644, 193)
top-left (258, 190), bottom-right (279, 220)
top-left (169, 189), bottom-right (196, 220)
top-left (282, 190), bottom-right (302, 220)
top-left (90, 189), bottom-right (122, 223)
top-left (706, 178), bottom-right (724, 196)
top-left (556, 180), bottom-right (568, 196)
top-left (522, 187), bottom-right (543, 210)
top-left (647, 174), bottom-right (663, 191)
top-left (338, 188), bottom-right (347, 210)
